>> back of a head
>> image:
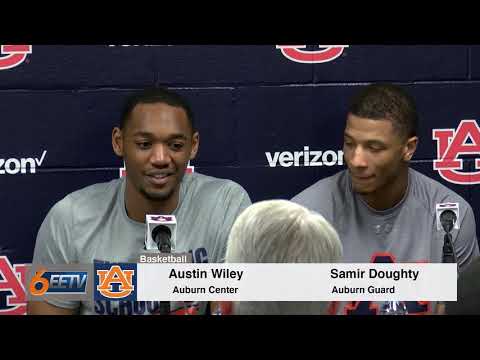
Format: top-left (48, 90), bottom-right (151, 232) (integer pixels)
top-left (225, 200), bottom-right (343, 315)
top-left (348, 83), bottom-right (418, 139)
top-left (226, 200), bottom-right (342, 264)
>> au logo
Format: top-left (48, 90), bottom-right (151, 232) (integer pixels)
top-left (276, 45), bottom-right (348, 64)
top-left (433, 120), bottom-right (480, 184)
top-left (119, 162), bottom-right (194, 178)
top-left (0, 45), bottom-right (32, 70)
top-left (0, 256), bottom-right (28, 315)
top-left (95, 264), bottom-right (137, 301)
top-left (151, 215), bottom-right (173, 222)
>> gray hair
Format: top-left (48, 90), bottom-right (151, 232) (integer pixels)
top-left (225, 200), bottom-right (343, 315)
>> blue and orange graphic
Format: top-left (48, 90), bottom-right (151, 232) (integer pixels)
top-left (29, 268), bottom-right (88, 296)
top-left (94, 263), bottom-right (137, 301)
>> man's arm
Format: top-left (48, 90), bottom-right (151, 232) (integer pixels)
top-left (454, 204), bottom-right (480, 273)
top-left (30, 197), bottom-right (81, 314)
top-left (27, 301), bottom-right (78, 315)
top-left (445, 257), bottom-right (480, 315)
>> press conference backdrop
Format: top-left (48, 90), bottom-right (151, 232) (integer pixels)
top-left (1, 45), bottom-right (479, 315)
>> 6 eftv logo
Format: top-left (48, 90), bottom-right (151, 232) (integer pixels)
top-left (276, 45), bottom-right (348, 64)
top-left (95, 263), bottom-right (137, 301)
top-left (29, 269), bottom-right (88, 296)
top-left (433, 120), bottom-right (480, 184)
top-left (0, 45), bottom-right (32, 70)
top-left (0, 256), bottom-right (29, 315)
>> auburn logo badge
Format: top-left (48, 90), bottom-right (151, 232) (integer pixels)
top-left (150, 215), bottom-right (173, 222)
top-left (276, 45), bottom-right (348, 63)
top-left (96, 265), bottom-right (135, 299)
top-left (119, 162), bottom-right (194, 178)
top-left (0, 45), bottom-right (32, 70)
top-left (433, 120), bottom-right (480, 184)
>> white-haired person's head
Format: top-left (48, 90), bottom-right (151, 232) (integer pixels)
top-left (225, 199), bottom-right (343, 315)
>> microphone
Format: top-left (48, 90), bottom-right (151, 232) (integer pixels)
top-left (435, 203), bottom-right (459, 264)
top-left (145, 214), bottom-right (177, 315)
top-left (151, 225), bottom-right (172, 252)
top-left (144, 215), bottom-right (177, 252)
top-left (440, 210), bottom-right (457, 234)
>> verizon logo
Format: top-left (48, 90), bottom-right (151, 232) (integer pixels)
top-left (0, 150), bottom-right (47, 175)
top-left (266, 147), bottom-right (344, 167)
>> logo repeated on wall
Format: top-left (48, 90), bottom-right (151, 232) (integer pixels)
top-left (0, 256), bottom-right (29, 315)
top-left (276, 45), bottom-right (348, 64)
top-left (119, 161), bottom-right (194, 178)
top-left (433, 120), bottom-right (480, 185)
top-left (0, 150), bottom-right (47, 175)
top-left (265, 147), bottom-right (344, 168)
top-left (0, 45), bottom-right (32, 70)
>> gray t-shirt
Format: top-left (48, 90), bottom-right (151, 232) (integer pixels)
top-left (32, 172), bottom-right (251, 315)
top-left (292, 168), bottom-right (479, 315)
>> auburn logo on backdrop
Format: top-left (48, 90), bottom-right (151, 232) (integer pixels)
top-left (276, 45), bottom-right (348, 64)
top-left (0, 45), bottom-right (32, 70)
top-left (119, 162), bottom-right (194, 178)
top-left (433, 120), bottom-right (480, 185)
top-left (0, 256), bottom-right (29, 315)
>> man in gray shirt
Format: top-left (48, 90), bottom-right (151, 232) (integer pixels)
top-left (292, 83), bottom-right (479, 315)
top-left (28, 88), bottom-right (251, 315)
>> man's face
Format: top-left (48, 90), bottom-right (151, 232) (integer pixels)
top-left (343, 114), bottom-right (412, 196)
top-left (114, 102), bottom-right (199, 202)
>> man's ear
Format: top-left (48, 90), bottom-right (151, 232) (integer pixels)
top-left (112, 127), bottom-right (124, 157)
top-left (403, 136), bottom-right (418, 161)
top-left (190, 132), bottom-right (200, 160)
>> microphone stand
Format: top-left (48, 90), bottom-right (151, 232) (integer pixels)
top-left (442, 231), bottom-right (456, 264)
top-left (154, 228), bottom-right (172, 315)
top-left (439, 213), bottom-right (457, 315)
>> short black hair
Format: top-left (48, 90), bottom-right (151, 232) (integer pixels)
top-left (120, 87), bottom-right (195, 132)
top-left (348, 83), bottom-right (418, 139)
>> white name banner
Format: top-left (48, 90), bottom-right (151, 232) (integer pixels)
top-left (136, 263), bottom-right (457, 301)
